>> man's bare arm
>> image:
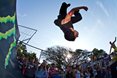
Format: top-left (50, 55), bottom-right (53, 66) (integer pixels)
top-left (113, 37), bottom-right (116, 43)
top-left (68, 6), bottom-right (88, 16)
top-left (61, 6), bottom-right (88, 25)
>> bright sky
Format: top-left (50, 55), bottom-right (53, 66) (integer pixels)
top-left (17, 0), bottom-right (117, 58)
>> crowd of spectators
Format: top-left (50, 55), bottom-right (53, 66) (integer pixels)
top-left (17, 54), bottom-right (117, 78)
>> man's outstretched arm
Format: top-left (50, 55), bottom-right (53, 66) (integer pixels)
top-left (61, 6), bottom-right (88, 25)
top-left (68, 6), bottom-right (88, 16)
top-left (113, 37), bottom-right (116, 43)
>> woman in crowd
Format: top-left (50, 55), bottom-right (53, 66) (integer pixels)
top-left (35, 64), bottom-right (48, 78)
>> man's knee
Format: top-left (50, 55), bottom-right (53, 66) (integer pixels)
top-left (71, 13), bottom-right (82, 23)
top-left (74, 13), bottom-right (82, 21)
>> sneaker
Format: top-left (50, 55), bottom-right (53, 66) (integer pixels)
top-left (67, 3), bottom-right (71, 7)
top-left (62, 2), bottom-right (71, 7)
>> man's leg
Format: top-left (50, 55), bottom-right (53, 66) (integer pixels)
top-left (71, 11), bottom-right (82, 24)
top-left (58, 2), bottom-right (70, 19)
top-left (54, 2), bottom-right (70, 26)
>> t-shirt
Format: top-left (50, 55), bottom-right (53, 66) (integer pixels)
top-left (54, 19), bottom-right (73, 34)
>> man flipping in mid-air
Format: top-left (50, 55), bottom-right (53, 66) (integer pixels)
top-left (109, 37), bottom-right (117, 53)
top-left (54, 2), bottom-right (88, 41)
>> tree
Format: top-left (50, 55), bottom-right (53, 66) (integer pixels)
top-left (17, 41), bottom-right (27, 57)
top-left (28, 52), bottom-right (37, 61)
top-left (17, 41), bottom-right (37, 62)
top-left (70, 49), bottom-right (92, 65)
top-left (92, 48), bottom-right (107, 61)
top-left (41, 46), bottom-right (73, 68)
top-left (41, 46), bottom-right (92, 67)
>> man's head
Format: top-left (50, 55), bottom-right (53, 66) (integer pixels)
top-left (64, 30), bottom-right (79, 41)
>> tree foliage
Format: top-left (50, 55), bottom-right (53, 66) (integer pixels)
top-left (92, 48), bottom-right (107, 61)
top-left (17, 41), bottom-right (37, 61)
top-left (17, 41), bottom-right (27, 57)
top-left (41, 46), bottom-right (93, 67)
top-left (41, 46), bottom-right (72, 68)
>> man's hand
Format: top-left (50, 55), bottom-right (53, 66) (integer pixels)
top-left (82, 6), bottom-right (88, 11)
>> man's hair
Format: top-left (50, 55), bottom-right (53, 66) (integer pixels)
top-left (64, 32), bottom-right (75, 41)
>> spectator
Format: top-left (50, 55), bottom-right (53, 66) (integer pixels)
top-left (35, 64), bottom-right (48, 78)
top-left (48, 63), bottom-right (58, 78)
